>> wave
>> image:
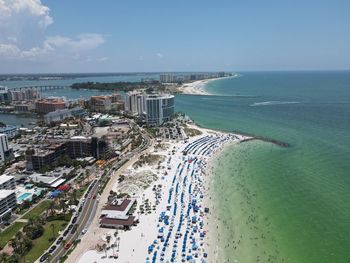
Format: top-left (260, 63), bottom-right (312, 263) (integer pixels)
top-left (250, 101), bottom-right (301, 106)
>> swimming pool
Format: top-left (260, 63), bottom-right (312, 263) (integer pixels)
top-left (17, 192), bottom-right (32, 202)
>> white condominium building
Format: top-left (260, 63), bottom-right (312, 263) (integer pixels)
top-left (125, 91), bottom-right (146, 115)
top-left (0, 175), bottom-right (16, 190)
top-left (0, 190), bottom-right (16, 222)
top-left (0, 134), bottom-right (10, 165)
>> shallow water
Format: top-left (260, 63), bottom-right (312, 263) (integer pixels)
top-left (175, 71), bottom-right (350, 262)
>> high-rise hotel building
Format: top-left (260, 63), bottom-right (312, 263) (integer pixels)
top-left (144, 94), bottom-right (175, 126)
top-left (125, 92), bottom-right (175, 126)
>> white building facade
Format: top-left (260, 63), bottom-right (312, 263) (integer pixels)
top-left (0, 190), bottom-right (16, 222)
top-left (125, 91), bottom-right (145, 115)
top-left (0, 134), bottom-right (10, 165)
top-left (145, 94), bottom-right (175, 126)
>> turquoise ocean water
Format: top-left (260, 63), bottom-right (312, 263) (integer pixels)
top-left (1, 71), bottom-right (350, 262)
top-left (175, 71), bottom-right (350, 263)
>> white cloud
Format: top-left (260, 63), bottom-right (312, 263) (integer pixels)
top-left (96, 57), bottom-right (108, 62)
top-left (0, 0), bottom-right (53, 46)
top-left (156, 53), bottom-right (164, 58)
top-left (0, 0), bottom-right (105, 61)
top-left (45, 34), bottom-right (105, 53)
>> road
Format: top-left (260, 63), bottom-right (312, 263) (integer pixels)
top-left (38, 123), bottom-right (153, 263)
top-left (65, 126), bottom-right (153, 263)
top-left (42, 180), bottom-right (100, 263)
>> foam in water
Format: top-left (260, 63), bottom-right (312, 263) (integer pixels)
top-left (250, 101), bottom-right (301, 106)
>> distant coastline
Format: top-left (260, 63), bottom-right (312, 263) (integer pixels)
top-left (178, 74), bottom-right (239, 95)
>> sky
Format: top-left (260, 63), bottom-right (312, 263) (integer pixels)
top-left (0, 0), bottom-right (349, 73)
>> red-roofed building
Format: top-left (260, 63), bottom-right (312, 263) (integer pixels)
top-left (57, 184), bottom-right (70, 191)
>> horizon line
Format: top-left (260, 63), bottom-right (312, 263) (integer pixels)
top-left (0, 69), bottom-right (350, 75)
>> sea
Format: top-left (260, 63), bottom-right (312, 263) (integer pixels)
top-left (1, 71), bottom-right (350, 262)
top-left (176, 71), bottom-right (350, 263)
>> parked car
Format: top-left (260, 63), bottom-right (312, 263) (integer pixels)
top-left (39, 253), bottom-right (48, 262)
top-left (56, 237), bottom-right (63, 245)
top-left (48, 245), bottom-right (57, 253)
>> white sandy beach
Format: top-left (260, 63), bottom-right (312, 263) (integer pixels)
top-left (178, 75), bottom-right (239, 95)
top-left (73, 124), bottom-right (249, 263)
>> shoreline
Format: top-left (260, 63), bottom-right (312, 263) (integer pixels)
top-left (178, 74), bottom-right (239, 95)
top-left (73, 123), bottom-right (250, 263)
top-left (203, 137), bottom-right (243, 262)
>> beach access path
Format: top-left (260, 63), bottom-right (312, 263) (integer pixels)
top-left (66, 131), bottom-right (154, 263)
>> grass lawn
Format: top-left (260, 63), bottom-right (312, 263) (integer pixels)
top-left (0, 222), bottom-right (25, 249)
top-left (24, 219), bottom-right (68, 263)
top-left (77, 184), bottom-right (88, 199)
top-left (184, 127), bottom-right (202, 137)
top-left (22, 200), bottom-right (53, 220)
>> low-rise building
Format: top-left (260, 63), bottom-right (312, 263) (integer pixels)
top-left (89, 94), bottom-right (124, 113)
top-left (27, 137), bottom-right (111, 171)
top-left (0, 125), bottom-right (18, 139)
top-left (9, 88), bottom-right (41, 102)
top-left (29, 174), bottom-right (66, 188)
top-left (90, 96), bottom-right (112, 112)
top-left (44, 108), bottom-right (72, 123)
top-left (43, 107), bottom-right (86, 123)
top-left (100, 198), bottom-right (136, 229)
top-left (35, 98), bottom-right (66, 114)
top-left (14, 103), bottom-right (35, 112)
top-left (26, 142), bottom-right (66, 171)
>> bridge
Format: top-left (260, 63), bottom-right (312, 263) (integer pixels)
top-left (11, 85), bottom-right (70, 91)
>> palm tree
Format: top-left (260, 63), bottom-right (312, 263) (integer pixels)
top-left (85, 170), bottom-right (90, 179)
top-left (0, 253), bottom-right (9, 262)
top-left (70, 188), bottom-right (78, 206)
top-left (102, 243), bottom-right (107, 258)
top-left (47, 201), bottom-right (56, 217)
top-left (59, 200), bottom-right (67, 219)
top-left (9, 232), bottom-right (26, 263)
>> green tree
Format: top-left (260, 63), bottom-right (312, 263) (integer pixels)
top-left (50, 224), bottom-right (56, 239)
top-left (59, 200), bottom-right (67, 219)
top-left (23, 217), bottom-right (44, 240)
top-left (2, 212), bottom-right (11, 223)
top-left (9, 231), bottom-right (32, 262)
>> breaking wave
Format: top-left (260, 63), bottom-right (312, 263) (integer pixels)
top-left (250, 101), bottom-right (301, 107)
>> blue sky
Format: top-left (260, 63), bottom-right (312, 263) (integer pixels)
top-left (0, 0), bottom-right (349, 73)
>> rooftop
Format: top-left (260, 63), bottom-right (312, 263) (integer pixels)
top-left (0, 175), bottom-right (15, 185)
top-left (0, 189), bottom-right (15, 199)
top-left (145, 94), bottom-right (174, 99)
top-left (103, 199), bottom-right (133, 212)
top-left (100, 215), bottom-right (135, 227)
